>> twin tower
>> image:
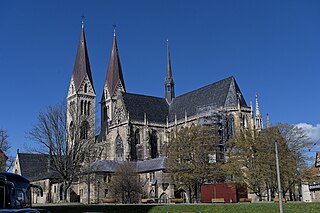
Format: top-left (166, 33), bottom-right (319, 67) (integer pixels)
top-left (66, 22), bottom-right (174, 143)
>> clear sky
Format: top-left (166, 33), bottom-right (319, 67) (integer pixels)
top-left (1, 0), bottom-right (320, 157)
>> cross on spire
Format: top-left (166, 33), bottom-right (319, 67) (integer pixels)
top-left (113, 24), bottom-right (117, 37)
top-left (81, 15), bottom-right (85, 28)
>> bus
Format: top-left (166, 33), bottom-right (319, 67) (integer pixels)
top-left (0, 172), bottom-right (49, 213)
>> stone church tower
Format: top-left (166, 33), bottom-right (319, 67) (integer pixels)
top-left (67, 21), bottom-right (96, 143)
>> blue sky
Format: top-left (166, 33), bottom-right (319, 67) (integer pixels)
top-left (1, 0), bottom-right (320, 157)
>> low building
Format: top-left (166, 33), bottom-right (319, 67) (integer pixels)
top-left (80, 157), bottom-right (171, 204)
top-left (12, 152), bottom-right (69, 204)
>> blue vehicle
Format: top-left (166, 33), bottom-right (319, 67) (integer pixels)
top-left (0, 172), bottom-right (49, 213)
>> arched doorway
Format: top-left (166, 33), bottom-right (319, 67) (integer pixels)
top-left (174, 189), bottom-right (188, 203)
top-left (159, 193), bottom-right (168, 203)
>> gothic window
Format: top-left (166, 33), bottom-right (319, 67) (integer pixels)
top-left (84, 84), bottom-right (88, 93)
top-left (80, 121), bottom-right (89, 139)
top-left (130, 129), bottom-right (139, 161)
top-left (87, 101), bottom-right (91, 115)
top-left (84, 101), bottom-right (87, 115)
top-left (115, 135), bottom-right (124, 161)
top-left (69, 121), bottom-right (75, 141)
top-left (80, 100), bottom-right (84, 115)
top-left (227, 115), bottom-right (234, 138)
top-left (135, 129), bottom-right (140, 144)
top-left (149, 130), bottom-right (158, 159)
top-left (104, 106), bottom-right (108, 121)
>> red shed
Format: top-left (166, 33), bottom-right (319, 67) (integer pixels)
top-left (201, 183), bottom-right (247, 203)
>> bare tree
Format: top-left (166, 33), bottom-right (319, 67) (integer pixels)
top-left (0, 128), bottom-right (14, 171)
top-left (27, 101), bottom-right (95, 201)
top-left (0, 128), bottom-right (10, 153)
top-left (108, 162), bottom-right (142, 203)
top-left (166, 125), bottom-right (223, 203)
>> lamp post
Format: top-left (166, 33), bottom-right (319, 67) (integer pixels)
top-left (275, 140), bottom-right (283, 213)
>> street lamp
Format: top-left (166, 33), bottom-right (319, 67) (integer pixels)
top-left (275, 140), bottom-right (283, 213)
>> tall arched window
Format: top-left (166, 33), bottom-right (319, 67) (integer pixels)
top-left (115, 135), bottom-right (124, 161)
top-left (149, 130), bottom-right (158, 159)
top-left (84, 101), bottom-right (87, 115)
top-left (135, 129), bottom-right (140, 144)
top-left (80, 121), bottom-right (89, 139)
top-left (69, 121), bottom-right (75, 141)
top-left (87, 101), bottom-right (91, 115)
top-left (84, 84), bottom-right (88, 93)
top-left (130, 129), bottom-right (139, 161)
top-left (227, 115), bottom-right (234, 138)
top-left (80, 100), bottom-right (84, 115)
top-left (104, 106), bottom-right (108, 121)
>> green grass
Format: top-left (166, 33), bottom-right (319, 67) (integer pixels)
top-left (34, 202), bottom-right (320, 213)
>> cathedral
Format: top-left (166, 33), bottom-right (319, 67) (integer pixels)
top-left (14, 21), bottom-right (268, 204)
top-left (65, 21), bottom-right (267, 203)
top-left (67, 22), bottom-right (265, 162)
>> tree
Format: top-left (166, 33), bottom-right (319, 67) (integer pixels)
top-left (0, 128), bottom-right (10, 152)
top-left (28, 101), bottom-right (95, 201)
top-left (224, 129), bottom-right (269, 200)
top-left (0, 128), bottom-right (14, 171)
top-left (225, 123), bottom-right (311, 201)
top-left (166, 125), bottom-right (223, 203)
top-left (108, 162), bottom-right (142, 203)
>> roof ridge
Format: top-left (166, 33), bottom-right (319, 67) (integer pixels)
top-left (125, 92), bottom-right (167, 100)
top-left (174, 76), bottom-right (234, 100)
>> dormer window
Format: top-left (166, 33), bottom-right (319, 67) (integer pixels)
top-left (84, 84), bottom-right (88, 93)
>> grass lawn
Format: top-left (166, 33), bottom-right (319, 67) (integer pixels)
top-left (34, 202), bottom-right (320, 213)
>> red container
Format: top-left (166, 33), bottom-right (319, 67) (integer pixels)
top-left (201, 183), bottom-right (247, 203)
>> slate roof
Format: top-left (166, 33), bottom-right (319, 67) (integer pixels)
top-left (137, 157), bottom-right (166, 173)
top-left (83, 160), bottom-right (120, 173)
top-left (71, 24), bottom-right (95, 93)
top-left (84, 157), bottom-right (167, 173)
top-left (17, 153), bottom-right (56, 182)
top-left (169, 76), bottom-right (247, 121)
top-left (123, 93), bottom-right (168, 123)
top-left (122, 76), bottom-right (247, 123)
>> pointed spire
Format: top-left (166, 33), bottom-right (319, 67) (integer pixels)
top-left (255, 94), bottom-right (263, 130)
top-left (166, 40), bottom-right (174, 83)
top-left (266, 113), bottom-right (271, 128)
top-left (250, 100), bottom-right (253, 117)
top-left (255, 94), bottom-right (261, 117)
top-left (71, 19), bottom-right (95, 93)
top-left (165, 40), bottom-right (175, 103)
top-left (105, 29), bottom-right (126, 97)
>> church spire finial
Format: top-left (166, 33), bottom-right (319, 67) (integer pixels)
top-left (81, 15), bottom-right (85, 29)
top-left (113, 24), bottom-right (117, 37)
